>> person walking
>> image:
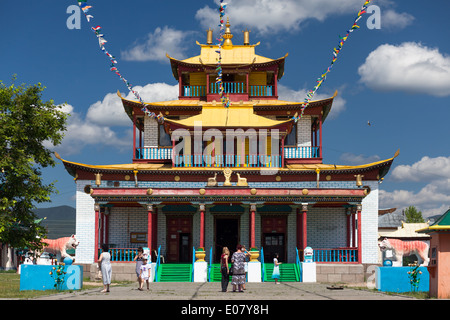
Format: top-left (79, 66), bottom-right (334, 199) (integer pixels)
top-left (220, 247), bottom-right (230, 292)
top-left (134, 247), bottom-right (144, 289)
top-left (272, 253), bottom-right (282, 284)
top-left (98, 243), bottom-right (112, 292)
top-left (139, 256), bottom-right (151, 291)
top-left (231, 244), bottom-right (246, 292)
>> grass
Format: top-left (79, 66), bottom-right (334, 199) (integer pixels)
top-left (348, 284), bottom-right (431, 299)
top-left (0, 270), bottom-right (119, 299)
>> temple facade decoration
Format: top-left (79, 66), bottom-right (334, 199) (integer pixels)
top-left (58, 19), bottom-right (397, 269)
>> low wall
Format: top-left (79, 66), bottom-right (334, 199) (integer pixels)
top-left (376, 266), bottom-right (429, 293)
top-left (20, 264), bottom-right (83, 291)
top-left (316, 264), bottom-right (365, 284)
top-left (89, 263), bottom-right (156, 282)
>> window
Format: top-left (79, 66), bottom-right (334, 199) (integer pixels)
top-left (158, 124), bottom-right (172, 147)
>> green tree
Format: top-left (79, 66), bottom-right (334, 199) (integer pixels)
top-left (0, 77), bottom-right (68, 250)
top-left (404, 206), bottom-right (425, 223)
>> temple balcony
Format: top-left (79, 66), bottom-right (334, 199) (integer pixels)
top-left (134, 146), bottom-right (322, 167)
top-left (180, 82), bottom-right (277, 101)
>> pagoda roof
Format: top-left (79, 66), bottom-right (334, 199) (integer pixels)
top-left (417, 208), bottom-right (450, 233)
top-left (55, 149), bottom-right (398, 180)
top-left (162, 104), bottom-right (293, 131)
top-left (118, 90), bottom-right (337, 124)
top-left (167, 47), bottom-right (287, 80)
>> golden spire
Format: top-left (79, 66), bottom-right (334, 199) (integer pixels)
top-left (206, 28), bottom-right (213, 45)
top-left (223, 17), bottom-right (233, 49)
top-left (243, 28), bottom-right (250, 45)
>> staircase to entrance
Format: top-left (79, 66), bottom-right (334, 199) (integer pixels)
top-left (157, 264), bottom-right (192, 282)
top-left (263, 263), bottom-right (300, 282)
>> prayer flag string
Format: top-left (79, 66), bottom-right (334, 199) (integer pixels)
top-left (77, 0), bottom-right (164, 122)
top-left (216, 0), bottom-right (231, 108)
top-left (292, 0), bottom-right (373, 122)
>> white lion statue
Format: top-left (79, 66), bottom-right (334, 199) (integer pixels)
top-left (39, 235), bottom-right (80, 262)
top-left (378, 238), bottom-right (429, 266)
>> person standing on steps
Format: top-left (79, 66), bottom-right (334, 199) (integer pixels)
top-left (272, 253), bottom-right (282, 284)
top-left (231, 244), bottom-right (246, 292)
top-left (220, 247), bottom-right (230, 292)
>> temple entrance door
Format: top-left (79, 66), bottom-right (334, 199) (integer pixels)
top-left (215, 217), bottom-right (239, 262)
top-left (179, 233), bottom-right (191, 263)
top-left (166, 216), bottom-right (192, 262)
top-left (262, 216), bottom-right (287, 262)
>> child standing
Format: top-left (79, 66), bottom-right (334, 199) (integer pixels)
top-left (139, 256), bottom-right (151, 291)
top-left (272, 253), bottom-right (282, 284)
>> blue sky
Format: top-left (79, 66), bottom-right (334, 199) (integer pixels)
top-left (1, 0), bottom-right (449, 218)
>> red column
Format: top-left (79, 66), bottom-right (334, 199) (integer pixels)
top-left (357, 204), bottom-right (362, 264)
top-left (104, 210), bottom-right (109, 245)
top-left (152, 207), bottom-right (158, 251)
top-left (352, 211), bottom-right (356, 247)
top-left (274, 72), bottom-right (278, 97)
top-left (133, 113), bottom-right (137, 159)
top-left (302, 203), bottom-right (308, 250)
top-left (199, 204), bottom-right (205, 248)
top-left (94, 203), bottom-right (100, 263)
top-left (147, 204), bottom-right (153, 250)
top-left (250, 204), bottom-right (256, 248)
top-left (319, 113), bottom-right (323, 158)
top-left (296, 207), bottom-right (302, 249)
top-left (346, 210), bottom-right (351, 247)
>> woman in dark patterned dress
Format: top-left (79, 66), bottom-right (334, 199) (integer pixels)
top-left (231, 244), bottom-right (246, 292)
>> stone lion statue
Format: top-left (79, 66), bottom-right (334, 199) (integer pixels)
top-left (378, 238), bottom-right (429, 266)
top-left (39, 235), bottom-right (80, 262)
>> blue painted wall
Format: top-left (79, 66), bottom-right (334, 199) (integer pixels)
top-left (376, 266), bottom-right (429, 293)
top-left (20, 264), bottom-right (83, 291)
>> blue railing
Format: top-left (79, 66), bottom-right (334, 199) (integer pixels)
top-left (135, 147), bottom-right (172, 160)
top-left (295, 248), bottom-right (302, 282)
top-left (184, 85), bottom-right (206, 97)
top-left (208, 247), bottom-right (213, 282)
top-left (173, 154), bottom-right (281, 168)
top-left (210, 82), bottom-right (245, 94)
top-left (250, 85), bottom-right (273, 97)
top-left (284, 146), bottom-right (320, 159)
top-left (136, 147), bottom-right (321, 162)
top-left (155, 245), bottom-right (161, 282)
top-left (108, 248), bottom-right (139, 262)
top-left (313, 248), bottom-right (358, 263)
top-left (191, 246), bottom-right (195, 282)
top-left (260, 247), bottom-right (265, 282)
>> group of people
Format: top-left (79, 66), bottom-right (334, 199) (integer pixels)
top-left (98, 244), bottom-right (282, 293)
top-left (97, 245), bottom-right (151, 293)
top-left (220, 244), bottom-right (282, 292)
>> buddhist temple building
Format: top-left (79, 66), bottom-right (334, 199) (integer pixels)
top-left (58, 18), bottom-right (398, 282)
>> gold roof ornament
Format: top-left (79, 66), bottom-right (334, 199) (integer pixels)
top-left (243, 28), bottom-right (250, 45)
top-left (206, 28), bottom-right (213, 45)
top-left (223, 17), bottom-right (233, 49)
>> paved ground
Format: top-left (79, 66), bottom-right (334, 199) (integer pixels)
top-left (30, 282), bottom-right (428, 317)
top-left (33, 281), bottom-right (415, 301)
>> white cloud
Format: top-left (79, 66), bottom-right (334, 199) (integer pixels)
top-left (46, 83), bottom-right (178, 155)
top-left (196, 0), bottom-right (365, 34)
top-left (380, 156), bottom-right (450, 218)
top-left (382, 9), bottom-right (414, 29)
top-left (86, 83), bottom-right (178, 127)
top-left (121, 26), bottom-right (194, 62)
top-left (391, 156), bottom-right (450, 183)
top-left (339, 153), bottom-right (380, 165)
top-left (358, 42), bottom-right (450, 97)
top-left (277, 84), bottom-right (346, 119)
